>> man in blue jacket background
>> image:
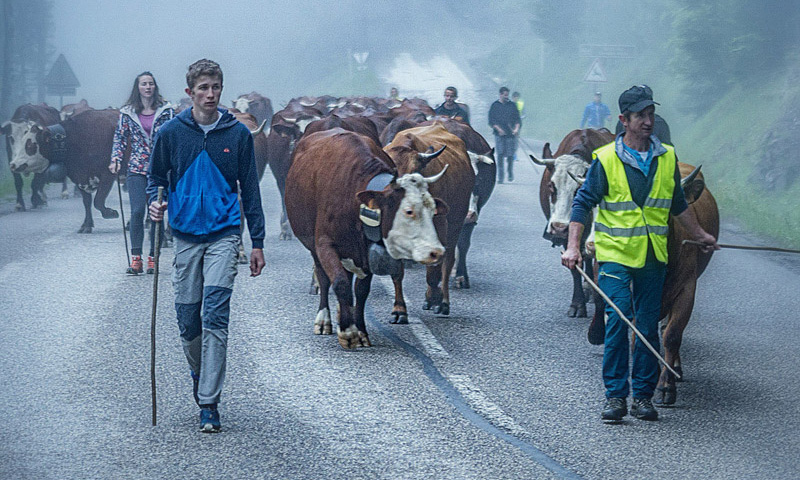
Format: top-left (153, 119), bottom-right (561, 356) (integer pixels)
top-left (148, 59), bottom-right (266, 433)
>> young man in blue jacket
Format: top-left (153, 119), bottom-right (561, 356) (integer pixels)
top-left (148, 59), bottom-right (266, 433)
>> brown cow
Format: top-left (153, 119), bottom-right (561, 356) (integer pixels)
top-left (384, 122), bottom-right (475, 318)
top-left (304, 114), bottom-right (381, 146)
top-left (232, 92), bottom-right (273, 127)
top-left (531, 128), bottom-right (614, 317)
top-left (285, 128), bottom-right (447, 348)
top-left (584, 162), bottom-right (719, 406)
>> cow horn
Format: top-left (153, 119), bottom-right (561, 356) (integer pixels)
top-left (249, 119), bottom-right (268, 136)
top-left (423, 164), bottom-right (449, 184)
top-left (529, 154), bottom-right (555, 166)
top-left (418, 144), bottom-right (446, 162)
top-left (567, 171), bottom-right (585, 186)
top-left (681, 164), bottom-right (702, 187)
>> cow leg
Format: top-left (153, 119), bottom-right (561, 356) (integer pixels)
top-left (312, 258), bottom-right (332, 335)
top-left (422, 265), bottom-right (443, 313)
top-left (436, 246), bottom-right (456, 316)
top-left (390, 265), bottom-right (408, 324)
top-left (278, 182), bottom-right (293, 241)
top-left (237, 192), bottom-right (248, 264)
top-left (13, 172), bottom-right (25, 211)
top-left (353, 273), bottom-right (373, 346)
top-left (30, 174), bottom-right (47, 208)
top-left (94, 176), bottom-right (119, 219)
top-left (568, 268), bottom-right (587, 317)
top-left (61, 179), bottom-right (70, 199)
top-left (454, 221), bottom-right (476, 289)
top-left (315, 240), bottom-right (368, 348)
top-left (654, 281), bottom-right (696, 406)
top-left (78, 189), bottom-right (94, 233)
top-left (309, 265), bottom-right (320, 295)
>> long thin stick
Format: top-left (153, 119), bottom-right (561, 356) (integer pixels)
top-left (573, 263), bottom-right (682, 380)
top-left (150, 186), bottom-right (164, 426)
top-left (682, 239), bottom-right (800, 254)
top-left (116, 171), bottom-right (130, 267)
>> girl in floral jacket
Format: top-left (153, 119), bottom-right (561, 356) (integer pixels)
top-left (109, 71), bottom-right (174, 274)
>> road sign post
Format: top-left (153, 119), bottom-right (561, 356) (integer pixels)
top-left (44, 54), bottom-right (80, 108)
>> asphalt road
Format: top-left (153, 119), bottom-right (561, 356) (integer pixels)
top-left (1, 152), bottom-right (799, 479)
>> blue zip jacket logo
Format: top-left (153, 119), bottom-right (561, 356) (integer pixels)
top-left (168, 149), bottom-right (240, 235)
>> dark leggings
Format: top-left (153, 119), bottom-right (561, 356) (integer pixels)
top-left (126, 174), bottom-right (158, 256)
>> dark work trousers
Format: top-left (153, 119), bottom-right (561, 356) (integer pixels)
top-left (494, 135), bottom-right (516, 182)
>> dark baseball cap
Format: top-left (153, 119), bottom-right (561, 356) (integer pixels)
top-left (618, 85), bottom-right (660, 113)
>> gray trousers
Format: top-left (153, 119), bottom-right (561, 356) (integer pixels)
top-left (172, 235), bottom-right (239, 406)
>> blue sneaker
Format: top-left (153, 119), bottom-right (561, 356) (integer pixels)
top-left (199, 406), bottom-right (221, 433)
top-left (190, 371), bottom-right (200, 406)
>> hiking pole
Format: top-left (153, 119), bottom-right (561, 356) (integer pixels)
top-left (682, 239), bottom-right (800, 254)
top-left (570, 259), bottom-right (682, 380)
top-left (116, 170), bottom-right (130, 268)
top-left (150, 186), bottom-right (164, 426)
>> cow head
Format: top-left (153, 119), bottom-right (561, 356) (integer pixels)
top-left (681, 164), bottom-right (706, 204)
top-left (357, 169), bottom-right (448, 265)
top-left (233, 96), bottom-right (251, 112)
top-left (6, 121), bottom-right (50, 174)
top-left (532, 153), bottom-right (588, 240)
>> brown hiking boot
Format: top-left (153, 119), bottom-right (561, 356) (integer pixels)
top-left (127, 255), bottom-right (143, 275)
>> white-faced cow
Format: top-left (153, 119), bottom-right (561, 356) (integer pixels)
top-left (530, 128), bottom-right (615, 317)
top-left (8, 108), bottom-right (120, 233)
top-left (285, 128), bottom-right (447, 349)
top-left (232, 92), bottom-right (273, 128)
top-left (2, 104), bottom-right (63, 210)
top-left (384, 122), bottom-right (475, 319)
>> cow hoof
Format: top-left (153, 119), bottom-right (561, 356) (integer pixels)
top-left (576, 304), bottom-right (587, 318)
top-left (61, 190), bottom-right (70, 199)
top-left (434, 303), bottom-right (450, 316)
top-left (78, 226), bottom-right (93, 234)
top-left (421, 300), bottom-right (433, 310)
top-left (587, 327), bottom-right (605, 345)
top-left (101, 208), bottom-right (119, 219)
top-left (653, 386), bottom-right (676, 406)
top-left (314, 309), bottom-right (332, 335)
top-left (454, 276), bottom-right (470, 289)
top-left (390, 312), bottom-right (408, 324)
top-left (15, 203), bottom-right (25, 212)
top-left (675, 365), bottom-right (684, 382)
top-left (237, 252), bottom-right (248, 264)
top-left (279, 230), bottom-right (293, 241)
top-left (337, 326), bottom-right (371, 349)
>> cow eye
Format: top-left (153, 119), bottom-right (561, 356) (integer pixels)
top-left (25, 138), bottom-right (37, 156)
top-left (404, 208), bottom-right (415, 218)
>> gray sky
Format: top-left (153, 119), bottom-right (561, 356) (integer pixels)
top-left (51, 0), bottom-right (525, 109)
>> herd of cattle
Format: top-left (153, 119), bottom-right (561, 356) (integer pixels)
top-left (1, 92), bottom-right (719, 406)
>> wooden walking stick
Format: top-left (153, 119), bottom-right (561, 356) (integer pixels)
top-left (572, 261), bottom-right (682, 380)
top-left (116, 171), bottom-right (130, 268)
top-left (150, 186), bottom-right (164, 426)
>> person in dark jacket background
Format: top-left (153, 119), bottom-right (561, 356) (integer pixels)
top-left (148, 59), bottom-right (265, 433)
top-left (488, 86), bottom-right (521, 183)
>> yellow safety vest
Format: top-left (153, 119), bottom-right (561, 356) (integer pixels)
top-left (593, 142), bottom-right (676, 268)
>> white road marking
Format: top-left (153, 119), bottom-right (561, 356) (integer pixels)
top-left (376, 275), bottom-right (530, 437)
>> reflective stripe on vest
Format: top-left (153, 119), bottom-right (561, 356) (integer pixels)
top-left (593, 142), bottom-right (676, 267)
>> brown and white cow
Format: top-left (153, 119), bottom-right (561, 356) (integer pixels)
top-left (584, 162), bottom-right (719, 406)
top-left (530, 128), bottom-right (615, 317)
top-left (1, 104), bottom-right (62, 210)
top-left (59, 99), bottom-right (93, 121)
top-left (232, 91), bottom-right (273, 127)
top-left (285, 128), bottom-right (447, 349)
top-left (9, 108), bottom-right (120, 233)
top-left (384, 122), bottom-right (475, 318)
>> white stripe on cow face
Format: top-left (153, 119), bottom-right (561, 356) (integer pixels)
top-left (233, 97), bottom-right (251, 112)
top-left (547, 154), bottom-right (589, 236)
top-left (7, 121), bottom-right (50, 174)
top-left (384, 173), bottom-right (445, 264)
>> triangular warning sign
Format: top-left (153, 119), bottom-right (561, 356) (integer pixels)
top-left (44, 54), bottom-right (80, 88)
top-left (584, 59), bottom-right (607, 83)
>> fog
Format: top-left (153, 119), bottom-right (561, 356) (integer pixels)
top-left (53, 0), bottom-right (531, 111)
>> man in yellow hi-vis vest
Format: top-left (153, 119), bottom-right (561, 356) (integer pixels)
top-left (561, 85), bottom-right (719, 422)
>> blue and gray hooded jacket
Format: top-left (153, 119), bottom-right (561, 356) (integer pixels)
top-left (146, 107), bottom-right (265, 248)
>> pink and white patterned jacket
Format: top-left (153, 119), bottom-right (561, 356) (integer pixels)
top-left (110, 103), bottom-right (174, 175)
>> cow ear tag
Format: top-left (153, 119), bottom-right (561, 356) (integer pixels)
top-left (359, 204), bottom-right (381, 227)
